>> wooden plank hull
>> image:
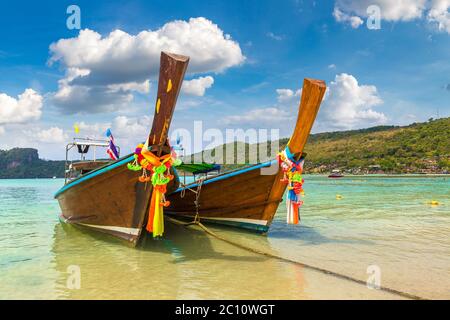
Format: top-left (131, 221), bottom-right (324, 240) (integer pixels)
top-left (166, 161), bottom-right (279, 232)
top-left (166, 78), bottom-right (326, 232)
top-left (55, 155), bottom-right (179, 245)
top-left (54, 51), bottom-right (189, 245)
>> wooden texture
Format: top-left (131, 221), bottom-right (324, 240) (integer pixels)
top-left (167, 165), bottom-right (279, 227)
top-left (261, 78), bottom-right (326, 224)
top-left (149, 52), bottom-right (189, 153)
top-left (56, 52), bottom-right (189, 244)
top-left (167, 78), bottom-right (326, 231)
top-left (71, 160), bottom-right (111, 172)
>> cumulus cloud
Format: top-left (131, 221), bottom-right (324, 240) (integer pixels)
top-left (182, 76), bottom-right (214, 96)
top-left (276, 88), bottom-right (302, 103)
top-left (48, 18), bottom-right (245, 114)
top-left (427, 0), bottom-right (450, 33)
top-left (22, 126), bottom-right (68, 144)
top-left (333, 0), bottom-right (450, 34)
top-left (333, 7), bottom-right (364, 28)
top-left (223, 107), bottom-right (290, 126)
top-left (36, 127), bottom-right (68, 143)
top-left (112, 115), bottom-right (153, 138)
top-left (319, 73), bottom-right (386, 130)
top-left (334, 0), bottom-right (427, 24)
top-left (0, 89), bottom-right (43, 124)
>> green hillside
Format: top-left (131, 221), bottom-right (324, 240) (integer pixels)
top-left (185, 117), bottom-right (450, 174)
top-left (1, 118), bottom-right (449, 178)
top-left (0, 148), bottom-right (65, 179)
top-left (303, 117), bottom-right (449, 173)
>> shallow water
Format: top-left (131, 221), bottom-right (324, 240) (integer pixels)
top-left (0, 176), bottom-right (448, 299)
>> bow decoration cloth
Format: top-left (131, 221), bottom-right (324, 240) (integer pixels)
top-left (127, 140), bottom-right (181, 237)
top-left (277, 146), bottom-right (305, 224)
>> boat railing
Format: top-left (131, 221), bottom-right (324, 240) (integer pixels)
top-left (64, 137), bottom-right (121, 183)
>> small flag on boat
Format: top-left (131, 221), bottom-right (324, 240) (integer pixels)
top-left (73, 123), bottom-right (80, 134)
top-left (106, 128), bottom-right (119, 160)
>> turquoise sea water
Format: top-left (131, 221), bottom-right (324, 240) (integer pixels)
top-left (0, 176), bottom-right (448, 299)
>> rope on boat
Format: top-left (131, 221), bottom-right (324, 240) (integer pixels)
top-left (166, 215), bottom-right (429, 301)
top-left (170, 177), bottom-right (427, 300)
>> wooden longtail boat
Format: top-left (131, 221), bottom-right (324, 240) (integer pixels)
top-left (166, 79), bottom-right (326, 232)
top-left (54, 52), bottom-right (189, 246)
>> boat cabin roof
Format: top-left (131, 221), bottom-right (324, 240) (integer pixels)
top-left (68, 139), bottom-right (109, 148)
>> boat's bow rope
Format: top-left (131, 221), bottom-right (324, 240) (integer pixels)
top-left (166, 215), bottom-right (428, 301)
top-left (179, 177), bottom-right (204, 223)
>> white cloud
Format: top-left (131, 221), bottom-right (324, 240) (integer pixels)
top-left (36, 127), bottom-right (68, 143)
top-left (333, 7), bottom-right (364, 28)
top-left (108, 80), bottom-right (150, 94)
top-left (112, 115), bottom-right (153, 138)
top-left (334, 0), bottom-right (427, 23)
top-left (427, 0), bottom-right (450, 33)
top-left (276, 88), bottom-right (302, 103)
top-left (266, 32), bottom-right (285, 40)
top-left (223, 107), bottom-right (290, 125)
top-left (328, 64), bottom-right (337, 69)
top-left (0, 89), bottom-right (43, 124)
top-left (48, 18), bottom-right (245, 113)
top-left (333, 0), bottom-right (450, 34)
top-left (319, 73), bottom-right (387, 130)
top-left (182, 76), bottom-right (214, 96)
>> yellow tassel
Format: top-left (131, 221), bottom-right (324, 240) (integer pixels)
top-left (152, 191), bottom-right (164, 237)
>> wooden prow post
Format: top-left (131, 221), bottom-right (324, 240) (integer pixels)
top-left (148, 52), bottom-right (190, 156)
top-left (261, 78), bottom-right (326, 224)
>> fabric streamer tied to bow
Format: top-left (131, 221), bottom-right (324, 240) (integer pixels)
top-left (127, 138), bottom-right (181, 237)
top-left (277, 146), bottom-right (305, 224)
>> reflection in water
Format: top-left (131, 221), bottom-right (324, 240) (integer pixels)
top-left (51, 222), bottom-right (306, 299)
top-left (1, 177), bottom-right (448, 299)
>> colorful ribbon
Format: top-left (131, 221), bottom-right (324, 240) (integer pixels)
top-left (277, 146), bottom-right (305, 225)
top-left (128, 140), bottom-right (180, 237)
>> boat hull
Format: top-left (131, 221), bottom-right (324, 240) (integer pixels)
top-left (166, 161), bottom-right (282, 232)
top-left (55, 155), bottom-right (179, 245)
top-left (166, 78), bottom-right (326, 233)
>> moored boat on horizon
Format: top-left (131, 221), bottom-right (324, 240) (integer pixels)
top-left (328, 169), bottom-right (344, 178)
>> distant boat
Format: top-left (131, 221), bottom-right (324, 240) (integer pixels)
top-left (328, 169), bottom-right (344, 178)
top-left (52, 176), bottom-right (57, 179)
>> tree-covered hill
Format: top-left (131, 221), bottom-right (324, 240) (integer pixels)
top-left (303, 117), bottom-right (449, 173)
top-left (0, 148), bottom-right (65, 179)
top-left (1, 118), bottom-right (449, 178)
top-left (185, 117), bottom-right (450, 174)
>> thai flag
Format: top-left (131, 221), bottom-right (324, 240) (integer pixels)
top-left (106, 128), bottom-right (119, 160)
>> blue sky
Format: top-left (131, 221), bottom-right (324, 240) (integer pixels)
top-left (0, 0), bottom-right (449, 159)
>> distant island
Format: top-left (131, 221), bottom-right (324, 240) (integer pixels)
top-left (0, 148), bottom-right (65, 179)
top-left (303, 117), bottom-right (449, 174)
top-left (189, 117), bottom-right (450, 174)
top-left (0, 117), bottom-right (449, 178)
